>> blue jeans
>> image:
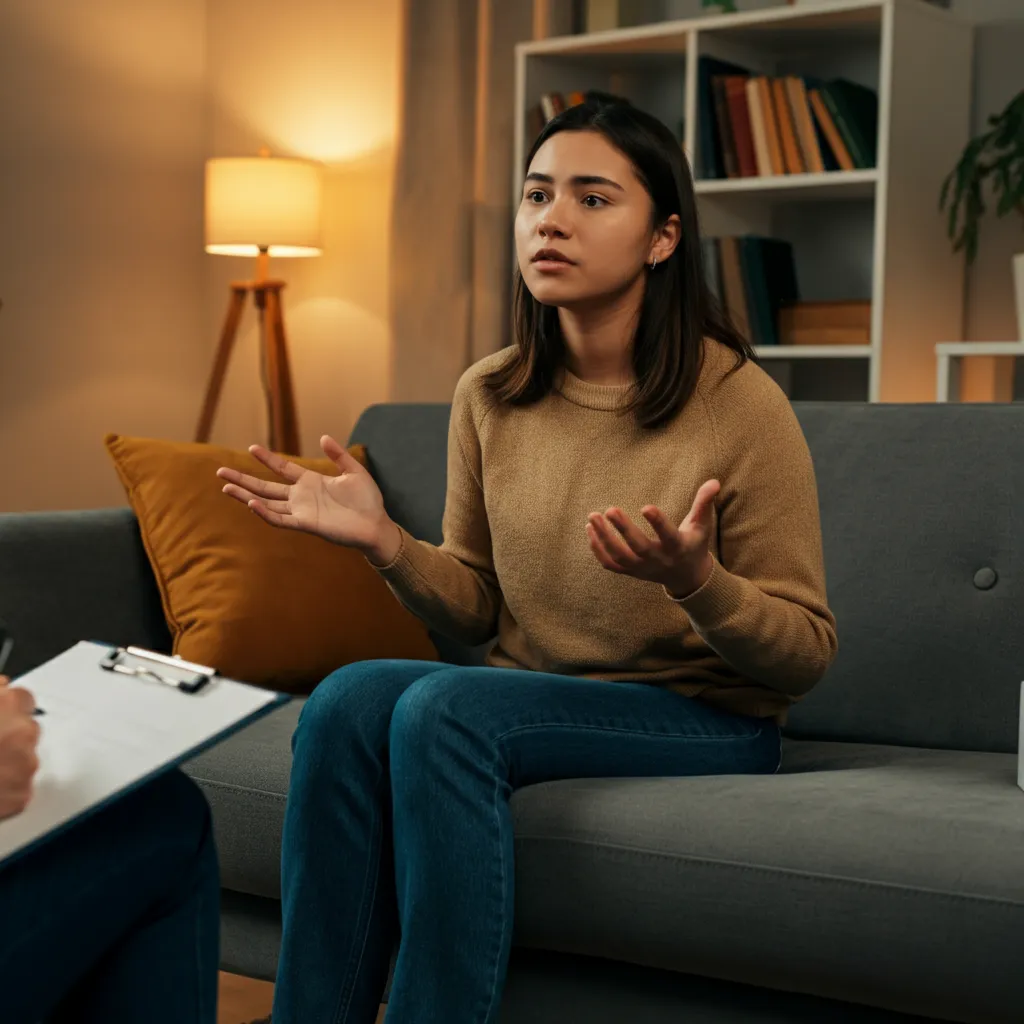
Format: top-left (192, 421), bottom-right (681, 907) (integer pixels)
top-left (273, 660), bottom-right (782, 1024)
top-left (0, 769), bottom-right (220, 1024)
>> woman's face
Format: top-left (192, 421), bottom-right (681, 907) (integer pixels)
top-left (515, 129), bottom-right (662, 308)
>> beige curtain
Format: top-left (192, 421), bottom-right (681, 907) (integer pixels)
top-left (388, 0), bottom-right (536, 401)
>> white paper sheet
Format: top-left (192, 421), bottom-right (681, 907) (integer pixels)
top-left (0, 641), bottom-right (288, 867)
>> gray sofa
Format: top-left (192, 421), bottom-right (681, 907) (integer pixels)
top-left (1, 399), bottom-right (1022, 1023)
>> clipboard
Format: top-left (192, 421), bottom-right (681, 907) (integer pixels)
top-left (0, 640), bottom-right (291, 870)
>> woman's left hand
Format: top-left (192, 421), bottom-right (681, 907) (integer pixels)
top-left (587, 479), bottom-right (720, 598)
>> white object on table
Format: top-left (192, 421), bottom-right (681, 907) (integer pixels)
top-left (935, 342), bottom-right (1024, 402)
top-left (0, 640), bottom-right (289, 868)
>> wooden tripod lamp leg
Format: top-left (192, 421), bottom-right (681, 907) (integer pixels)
top-left (196, 285), bottom-right (247, 443)
top-left (264, 284), bottom-right (300, 456)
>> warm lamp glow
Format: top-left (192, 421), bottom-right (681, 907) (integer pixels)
top-left (205, 153), bottom-right (323, 257)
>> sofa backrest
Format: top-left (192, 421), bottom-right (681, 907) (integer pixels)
top-left (349, 400), bottom-right (1024, 755)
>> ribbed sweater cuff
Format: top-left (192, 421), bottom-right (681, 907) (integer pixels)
top-left (662, 554), bottom-right (744, 629)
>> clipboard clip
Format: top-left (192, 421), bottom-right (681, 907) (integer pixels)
top-left (100, 646), bottom-right (216, 694)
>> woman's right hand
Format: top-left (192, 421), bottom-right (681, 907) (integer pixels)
top-left (217, 434), bottom-right (394, 554)
top-left (0, 676), bottom-right (40, 820)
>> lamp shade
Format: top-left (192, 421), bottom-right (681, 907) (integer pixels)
top-left (205, 155), bottom-right (323, 258)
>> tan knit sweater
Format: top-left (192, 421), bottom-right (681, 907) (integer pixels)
top-left (370, 339), bottom-right (838, 725)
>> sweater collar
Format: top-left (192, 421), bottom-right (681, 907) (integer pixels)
top-left (555, 365), bottom-right (633, 411)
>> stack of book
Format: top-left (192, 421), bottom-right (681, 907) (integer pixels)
top-left (702, 236), bottom-right (799, 347)
top-left (696, 56), bottom-right (878, 179)
top-left (778, 301), bottom-right (871, 346)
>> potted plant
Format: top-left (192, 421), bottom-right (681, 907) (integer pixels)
top-left (940, 88), bottom-right (1024, 341)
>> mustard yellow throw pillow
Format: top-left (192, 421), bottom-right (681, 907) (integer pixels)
top-left (104, 434), bottom-right (439, 693)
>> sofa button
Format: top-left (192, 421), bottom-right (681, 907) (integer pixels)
top-left (973, 567), bottom-right (997, 590)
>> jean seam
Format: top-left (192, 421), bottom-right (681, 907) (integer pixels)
top-left (329, 776), bottom-right (385, 1024)
top-left (493, 721), bottom-right (767, 745)
top-left (477, 756), bottom-right (508, 1024)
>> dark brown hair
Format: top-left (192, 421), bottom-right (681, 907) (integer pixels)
top-left (481, 95), bottom-right (757, 430)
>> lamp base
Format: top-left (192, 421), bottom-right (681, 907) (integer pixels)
top-left (195, 279), bottom-right (301, 456)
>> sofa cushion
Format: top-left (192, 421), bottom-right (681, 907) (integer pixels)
top-left (184, 712), bottom-right (1023, 1023)
top-left (104, 434), bottom-right (439, 693)
top-left (513, 739), bottom-right (1024, 1023)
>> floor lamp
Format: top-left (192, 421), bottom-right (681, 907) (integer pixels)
top-left (196, 149), bottom-right (323, 456)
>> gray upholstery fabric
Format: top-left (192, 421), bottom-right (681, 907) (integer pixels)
top-left (185, 701), bottom-right (301, 900)
top-left (186, 711), bottom-right (1024, 1023)
top-left (0, 507), bottom-right (171, 677)
top-left (511, 739), bottom-right (1023, 1023)
top-left (786, 403), bottom-right (1024, 754)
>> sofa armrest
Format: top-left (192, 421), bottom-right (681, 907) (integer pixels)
top-left (0, 507), bottom-right (171, 677)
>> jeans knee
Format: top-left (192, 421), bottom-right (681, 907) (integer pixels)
top-left (294, 659), bottom-right (420, 771)
top-left (389, 669), bottom-right (482, 765)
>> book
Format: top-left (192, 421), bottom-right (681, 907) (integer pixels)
top-left (702, 237), bottom-right (722, 302)
top-left (755, 77), bottom-right (785, 176)
top-left (779, 300), bottom-right (871, 331)
top-left (739, 238), bottom-right (773, 345)
top-left (724, 76), bottom-right (758, 178)
top-left (785, 77), bottom-right (825, 174)
top-left (696, 55), bottom-right (750, 179)
top-left (809, 88), bottom-right (855, 171)
top-left (745, 78), bottom-right (773, 177)
top-left (819, 79), bottom-right (878, 169)
top-left (711, 76), bottom-right (740, 178)
top-left (718, 237), bottom-right (750, 338)
top-left (771, 77), bottom-right (804, 174)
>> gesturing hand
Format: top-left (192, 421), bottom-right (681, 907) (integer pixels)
top-left (217, 435), bottom-right (390, 552)
top-left (587, 479), bottom-right (720, 598)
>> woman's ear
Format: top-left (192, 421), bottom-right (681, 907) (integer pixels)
top-left (649, 213), bottom-right (682, 265)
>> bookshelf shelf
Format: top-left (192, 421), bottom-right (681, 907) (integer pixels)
top-left (694, 169), bottom-right (878, 201)
top-left (515, 0), bottom-right (975, 403)
top-left (755, 345), bottom-right (872, 360)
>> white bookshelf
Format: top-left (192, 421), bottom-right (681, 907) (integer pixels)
top-left (513, 0), bottom-right (975, 403)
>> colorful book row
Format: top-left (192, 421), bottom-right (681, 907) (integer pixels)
top-left (697, 56), bottom-right (878, 180)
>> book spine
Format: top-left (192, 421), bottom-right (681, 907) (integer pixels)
top-left (809, 88), bottom-right (855, 172)
top-left (745, 77), bottom-right (773, 177)
top-left (820, 86), bottom-right (869, 169)
top-left (771, 78), bottom-right (804, 174)
top-left (785, 77), bottom-right (825, 174)
top-left (756, 77), bottom-right (785, 176)
top-left (719, 236), bottom-right (750, 340)
top-left (725, 76), bottom-right (758, 178)
top-left (712, 76), bottom-right (740, 179)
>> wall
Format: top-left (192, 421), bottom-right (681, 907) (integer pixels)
top-left (0, 0), bottom-right (208, 512)
top-left (204, 0), bottom-right (401, 457)
top-left (0, 0), bottom-right (402, 513)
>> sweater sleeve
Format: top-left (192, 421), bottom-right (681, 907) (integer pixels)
top-left (665, 368), bottom-right (838, 697)
top-left (367, 371), bottom-right (502, 646)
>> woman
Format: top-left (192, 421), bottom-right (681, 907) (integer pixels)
top-left (218, 96), bottom-right (838, 1024)
top-left (0, 675), bottom-right (220, 1023)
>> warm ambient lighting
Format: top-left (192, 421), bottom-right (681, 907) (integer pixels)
top-left (205, 151), bottom-right (323, 258)
top-left (196, 148), bottom-right (324, 457)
